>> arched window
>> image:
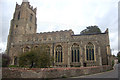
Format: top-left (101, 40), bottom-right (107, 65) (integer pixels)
top-left (18, 11), bottom-right (20, 20)
top-left (55, 45), bottom-right (62, 62)
top-left (86, 42), bottom-right (95, 61)
top-left (71, 43), bottom-right (80, 62)
top-left (34, 45), bottom-right (38, 50)
top-left (24, 46), bottom-right (31, 52)
top-left (14, 56), bottom-right (17, 65)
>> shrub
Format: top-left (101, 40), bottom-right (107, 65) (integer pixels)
top-left (8, 65), bottom-right (18, 67)
top-left (112, 60), bottom-right (114, 67)
top-left (62, 75), bottom-right (67, 78)
top-left (19, 45), bottom-right (54, 68)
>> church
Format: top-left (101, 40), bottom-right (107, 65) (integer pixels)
top-left (7, 0), bottom-right (112, 67)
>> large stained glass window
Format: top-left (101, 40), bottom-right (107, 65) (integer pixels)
top-left (55, 45), bottom-right (62, 62)
top-left (71, 43), bottom-right (80, 62)
top-left (86, 42), bottom-right (95, 61)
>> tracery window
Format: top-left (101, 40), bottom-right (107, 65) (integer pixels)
top-left (71, 43), bottom-right (80, 62)
top-left (55, 45), bottom-right (62, 62)
top-left (86, 42), bottom-right (95, 61)
top-left (24, 46), bottom-right (31, 52)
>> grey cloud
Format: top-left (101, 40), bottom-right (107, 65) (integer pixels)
top-left (95, 3), bottom-right (118, 55)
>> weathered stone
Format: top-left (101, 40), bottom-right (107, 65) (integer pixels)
top-left (6, 1), bottom-right (112, 67)
top-left (2, 65), bottom-right (112, 78)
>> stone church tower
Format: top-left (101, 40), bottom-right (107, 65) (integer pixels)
top-left (7, 0), bottom-right (112, 67)
top-left (7, 0), bottom-right (37, 65)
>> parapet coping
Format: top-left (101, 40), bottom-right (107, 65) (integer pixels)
top-left (37, 29), bottom-right (73, 34)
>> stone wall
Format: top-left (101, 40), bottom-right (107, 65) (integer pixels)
top-left (2, 65), bottom-right (112, 78)
top-left (8, 31), bottom-right (110, 66)
top-left (7, 0), bottom-right (112, 67)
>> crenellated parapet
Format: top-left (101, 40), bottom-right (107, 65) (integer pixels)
top-left (27, 3), bottom-right (37, 14)
top-left (15, 1), bottom-right (37, 14)
top-left (15, 3), bottom-right (21, 9)
top-left (38, 29), bottom-right (74, 35)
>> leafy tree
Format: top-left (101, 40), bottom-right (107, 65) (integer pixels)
top-left (19, 50), bottom-right (38, 68)
top-left (1, 53), bottom-right (10, 67)
top-left (112, 55), bottom-right (116, 57)
top-left (80, 25), bottom-right (101, 35)
top-left (117, 51), bottom-right (120, 63)
top-left (19, 45), bottom-right (53, 68)
top-left (112, 60), bottom-right (114, 67)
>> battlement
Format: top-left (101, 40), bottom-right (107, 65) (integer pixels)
top-left (37, 29), bottom-right (74, 35)
top-left (16, 3), bottom-right (21, 9)
top-left (27, 3), bottom-right (37, 13)
top-left (16, 2), bottom-right (36, 14)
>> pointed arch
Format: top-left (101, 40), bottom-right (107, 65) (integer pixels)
top-left (86, 42), bottom-right (95, 61)
top-left (34, 45), bottom-right (38, 50)
top-left (14, 56), bottom-right (18, 65)
top-left (24, 46), bottom-right (31, 52)
top-left (71, 43), bottom-right (80, 62)
top-left (55, 45), bottom-right (62, 62)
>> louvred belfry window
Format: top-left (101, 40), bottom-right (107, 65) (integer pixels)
top-left (18, 11), bottom-right (20, 20)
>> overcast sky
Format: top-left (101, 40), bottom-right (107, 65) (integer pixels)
top-left (0, 0), bottom-right (119, 56)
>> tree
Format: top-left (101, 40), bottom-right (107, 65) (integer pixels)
top-left (19, 45), bottom-right (53, 68)
top-left (1, 53), bottom-right (10, 67)
top-left (80, 25), bottom-right (101, 35)
top-left (117, 51), bottom-right (120, 63)
top-left (112, 55), bottom-right (116, 57)
top-left (19, 50), bottom-right (38, 68)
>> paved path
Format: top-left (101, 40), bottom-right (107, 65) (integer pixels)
top-left (73, 64), bottom-right (119, 78)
